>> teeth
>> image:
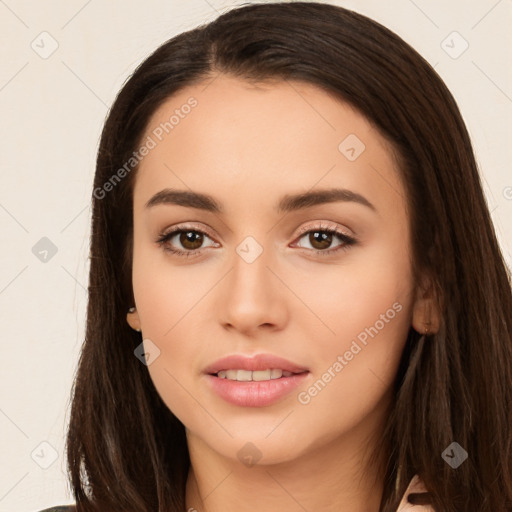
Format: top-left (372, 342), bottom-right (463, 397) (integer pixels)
top-left (251, 369), bottom-right (271, 381)
top-left (271, 369), bottom-right (286, 379)
top-left (216, 369), bottom-right (296, 381)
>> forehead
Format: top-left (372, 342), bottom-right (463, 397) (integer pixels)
top-left (143, 75), bottom-right (378, 152)
top-left (134, 74), bottom-right (405, 218)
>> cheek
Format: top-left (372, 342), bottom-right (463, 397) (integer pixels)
top-left (133, 260), bottom-right (210, 361)
top-left (288, 236), bottom-right (413, 350)
top-left (131, 245), bottom-right (215, 422)
top-left (132, 236), bottom-right (213, 335)
top-left (295, 286), bottom-right (411, 437)
top-left (292, 238), bottom-right (413, 409)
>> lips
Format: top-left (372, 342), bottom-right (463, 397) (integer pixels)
top-left (203, 353), bottom-right (309, 375)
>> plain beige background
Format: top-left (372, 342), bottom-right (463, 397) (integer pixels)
top-left (0, 0), bottom-right (510, 510)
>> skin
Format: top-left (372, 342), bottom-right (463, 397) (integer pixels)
top-left (126, 74), bottom-right (439, 512)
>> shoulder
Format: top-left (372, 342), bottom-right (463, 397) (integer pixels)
top-left (396, 474), bottom-right (435, 511)
top-left (36, 506), bottom-right (76, 512)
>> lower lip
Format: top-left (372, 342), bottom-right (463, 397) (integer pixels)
top-left (205, 372), bottom-right (310, 407)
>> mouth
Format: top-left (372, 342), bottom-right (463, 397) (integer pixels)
top-left (203, 353), bottom-right (310, 406)
top-left (209, 368), bottom-right (309, 381)
top-left (203, 353), bottom-right (310, 377)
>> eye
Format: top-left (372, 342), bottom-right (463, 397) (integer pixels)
top-left (292, 221), bottom-right (357, 257)
top-left (156, 225), bottom-right (219, 258)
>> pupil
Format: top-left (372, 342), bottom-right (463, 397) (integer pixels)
top-left (311, 231), bottom-right (331, 250)
top-left (181, 231), bottom-right (202, 250)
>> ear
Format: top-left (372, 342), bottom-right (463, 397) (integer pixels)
top-left (411, 273), bottom-right (440, 335)
top-left (126, 307), bottom-right (142, 332)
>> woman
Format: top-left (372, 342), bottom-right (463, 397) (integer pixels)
top-left (43, 2), bottom-right (512, 511)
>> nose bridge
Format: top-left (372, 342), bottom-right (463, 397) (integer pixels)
top-left (230, 233), bottom-right (273, 300)
top-left (220, 233), bottom-right (285, 330)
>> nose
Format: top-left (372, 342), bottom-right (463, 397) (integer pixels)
top-left (218, 245), bottom-right (289, 336)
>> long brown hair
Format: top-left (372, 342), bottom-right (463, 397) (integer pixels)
top-left (66, 3), bottom-right (512, 511)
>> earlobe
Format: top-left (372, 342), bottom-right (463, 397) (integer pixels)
top-left (126, 306), bottom-right (142, 332)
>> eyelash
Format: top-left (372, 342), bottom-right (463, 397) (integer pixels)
top-left (155, 222), bottom-right (357, 259)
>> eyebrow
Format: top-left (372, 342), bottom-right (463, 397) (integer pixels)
top-left (145, 187), bottom-right (377, 214)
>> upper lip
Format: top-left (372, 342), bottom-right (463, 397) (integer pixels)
top-left (204, 353), bottom-right (309, 375)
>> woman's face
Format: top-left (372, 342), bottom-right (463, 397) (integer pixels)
top-left (129, 74), bottom-right (420, 466)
